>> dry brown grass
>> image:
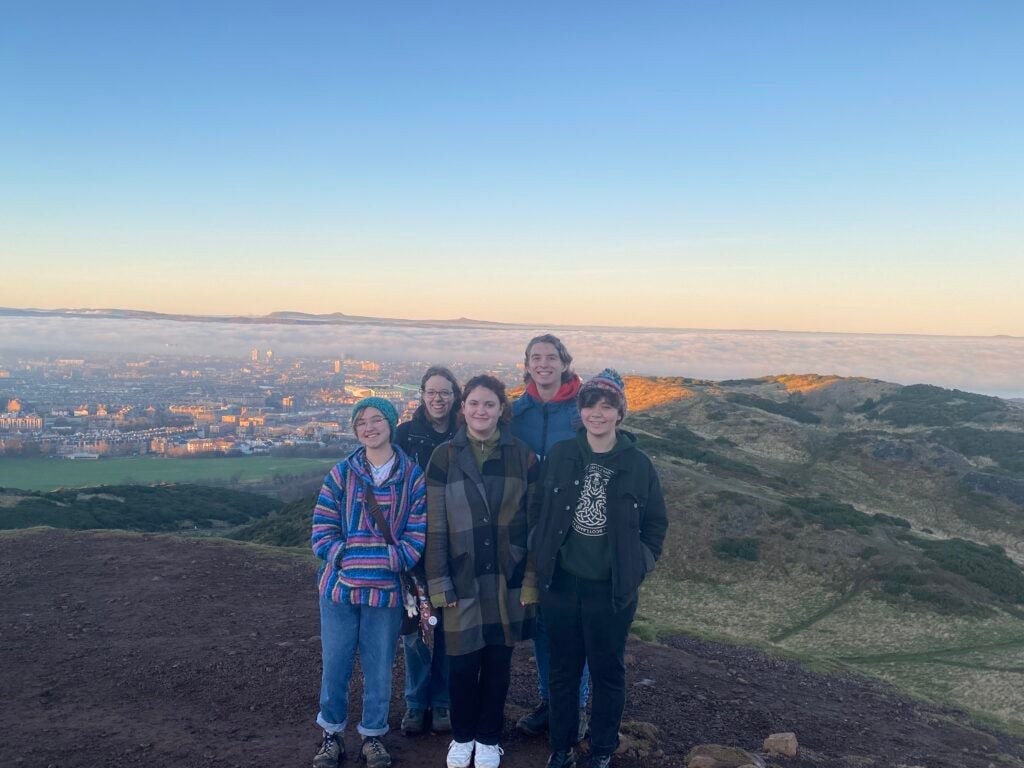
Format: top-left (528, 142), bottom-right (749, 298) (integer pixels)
top-left (624, 376), bottom-right (695, 412)
top-left (768, 374), bottom-right (844, 393)
top-left (510, 376), bottom-right (694, 413)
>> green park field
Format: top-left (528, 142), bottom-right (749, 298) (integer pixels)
top-left (0, 456), bottom-right (338, 492)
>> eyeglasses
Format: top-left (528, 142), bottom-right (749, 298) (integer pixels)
top-left (424, 390), bottom-right (454, 400)
top-left (354, 416), bottom-right (387, 430)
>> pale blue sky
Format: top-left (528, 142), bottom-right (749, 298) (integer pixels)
top-left (2, 2), bottom-right (1022, 334)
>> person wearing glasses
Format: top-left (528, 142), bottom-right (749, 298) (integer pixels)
top-left (425, 375), bottom-right (540, 768)
top-left (394, 366), bottom-right (462, 736)
top-left (311, 397), bottom-right (427, 768)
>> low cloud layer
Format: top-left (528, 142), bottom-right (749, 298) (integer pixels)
top-left (1, 317), bottom-right (1021, 398)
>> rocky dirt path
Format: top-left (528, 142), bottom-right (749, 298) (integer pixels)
top-left (2, 530), bottom-right (1023, 768)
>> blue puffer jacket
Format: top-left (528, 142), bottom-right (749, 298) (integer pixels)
top-left (511, 377), bottom-right (582, 461)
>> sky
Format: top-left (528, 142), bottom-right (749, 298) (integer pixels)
top-left (2, 2), bottom-right (1023, 335)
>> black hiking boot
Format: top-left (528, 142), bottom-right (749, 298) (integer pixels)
top-left (546, 748), bottom-right (576, 768)
top-left (516, 699), bottom-right (550, 735)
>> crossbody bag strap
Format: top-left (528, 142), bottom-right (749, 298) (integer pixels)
top-left (361, 479), bottom-right (397, 546)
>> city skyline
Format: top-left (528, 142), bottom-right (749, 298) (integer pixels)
top-left (3, 3), bottom-right (1023, 336)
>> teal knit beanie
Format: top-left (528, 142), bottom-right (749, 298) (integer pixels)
top-left (351, 396), bottom-right (399, 437)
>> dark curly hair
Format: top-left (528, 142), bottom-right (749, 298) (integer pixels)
top-left (460, 374), bottom-right (511, 425)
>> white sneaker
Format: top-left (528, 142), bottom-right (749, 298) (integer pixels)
top-left (474, 742), bottom-right (503, 768)
top-left (447, 740), bottom-right (474, 768)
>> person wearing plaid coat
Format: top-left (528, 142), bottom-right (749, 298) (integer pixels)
top-left (424, 374), bottom-right (540, 768)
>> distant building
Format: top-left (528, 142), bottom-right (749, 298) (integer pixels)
top-left (344, 384), bottom-right (403, 400)
top-left (0, 414), bottom-right (43, 432)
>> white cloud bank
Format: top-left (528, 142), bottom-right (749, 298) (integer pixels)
top-left (1, 317), bottom-right (1021, 398)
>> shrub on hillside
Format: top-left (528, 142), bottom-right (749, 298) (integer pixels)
top-left (231, 496), bottom-right (313, 548)
top-left (785, 497), bottom-right (911, 533)
top-left (712, 537), bottom-right (761, 561)
top-left (640, 427), bottom-right (761, 477)
top-left (724, 393), bottom-right (822, 425)
top-left (0, 484), bottom-right (280, 532)
top-left (860, 384), bottom-right (1005, 428)
top-left (936, 427), bottom-right (1024, 475)
top-left (918, 538), bottom-right (1024, 603)
top-left (873, 563), bottom-right (993, 617)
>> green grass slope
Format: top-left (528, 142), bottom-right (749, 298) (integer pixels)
top-left (0, 456), bottom-right (338, 492)
top-left (625, 375), bottom-right (1024, 733)
top-left (0, 484), bottom-right (282, 532)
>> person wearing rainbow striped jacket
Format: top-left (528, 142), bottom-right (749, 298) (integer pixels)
top-left (311, 397), bottom-right (427, 768)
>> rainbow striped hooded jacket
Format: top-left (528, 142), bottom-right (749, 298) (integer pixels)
top-left (312, 445), bottom-right (426, 608)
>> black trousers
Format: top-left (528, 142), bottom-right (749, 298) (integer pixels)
top-left (541, 568), bottom-right (637, 757)
top-left (448, 644), bottom-right (514, 745)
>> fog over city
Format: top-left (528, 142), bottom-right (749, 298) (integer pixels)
top-left (3, 316), bottom-right (1021, 399)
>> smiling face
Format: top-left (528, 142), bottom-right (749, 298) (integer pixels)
top-left (463, 385), bottom-right (502, 440)
top-left (526, 341), bottom-right (568, 392)
top-left (422, 374), bottom-right (455, 424)
top-left (353, 406), bottom-right (391, 451)
top-left (580, 396), bottom-right (621, 440)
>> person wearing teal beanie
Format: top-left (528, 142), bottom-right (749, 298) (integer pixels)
top-left (351, 397), bottom-right (399, 438)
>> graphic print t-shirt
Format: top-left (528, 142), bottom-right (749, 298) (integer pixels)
top-left (559, 458), bottom-right (614, 581)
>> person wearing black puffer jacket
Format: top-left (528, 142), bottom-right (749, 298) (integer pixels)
top-left (530, 369), bottom-right (668, 768)
top-left (394, 365), bottom-right (462, 737)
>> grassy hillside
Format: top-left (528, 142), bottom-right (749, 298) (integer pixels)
top-left (231, 496), bottom-right (314, 548)
top-left (0, 456), bottom-right (338, 493)
top-left (620, 375), bottom-right (1024, 733)
top-left (0, 484), bottom-right (281, 532)
top-left (7, 374), bottom-right (1024, 734)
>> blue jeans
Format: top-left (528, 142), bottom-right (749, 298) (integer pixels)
top-left (402, 612), bottom-right (449, 709)
top-left (534, 606), bottom-right (590, 707)
top-left (317, 597), bottom-right (403, 737)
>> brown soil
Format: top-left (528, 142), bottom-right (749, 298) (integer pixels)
top-left (2, 530), bottom-right (1023, 768)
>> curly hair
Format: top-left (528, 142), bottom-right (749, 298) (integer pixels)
top-left (460, 374), bottom-right (512, 425)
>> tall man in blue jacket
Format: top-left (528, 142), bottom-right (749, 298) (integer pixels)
top-left (511, 334), bottom-right (591, 739)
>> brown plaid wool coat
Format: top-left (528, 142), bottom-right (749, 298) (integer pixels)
top-left (424, 424), bottom-right (539, 656)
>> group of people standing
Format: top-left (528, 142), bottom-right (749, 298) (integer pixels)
top-left (310, 334), bottom-right (668, 768)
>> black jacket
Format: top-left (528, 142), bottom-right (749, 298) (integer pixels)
top-left (394, 406), bottom-right (460, 634)
top-left (395, 406), bottom-right (458, 471)
top-left (529, 430), bottom-right (668, 611)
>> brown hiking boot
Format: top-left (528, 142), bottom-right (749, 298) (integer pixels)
top-left (313, 730), bottom-right (346, 767)
top-left (360, 736), bottom-right (392, 768)
top-left (401, 707), bottom-right (425, 736)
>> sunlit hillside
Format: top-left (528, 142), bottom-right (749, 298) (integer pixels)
top-left (622, 375), bottom-right (1024, 733)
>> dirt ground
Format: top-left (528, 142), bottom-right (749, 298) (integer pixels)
top-left (2, 530), bottom-right (1023, 768)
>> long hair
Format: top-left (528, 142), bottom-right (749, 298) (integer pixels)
top-left (460, 374), bottom-right (511, 425)
top-left (522, 333), bottom-right (575, 385)
top-left (415, 365), bottom-right (462, 426)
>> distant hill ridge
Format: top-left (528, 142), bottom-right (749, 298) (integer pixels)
top-left (9, 305), bottom-right (1021, 339)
